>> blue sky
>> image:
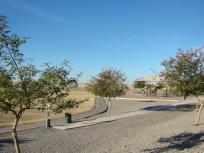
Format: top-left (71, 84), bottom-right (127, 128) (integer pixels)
top-left (1, 0), bottom-right (204, 83)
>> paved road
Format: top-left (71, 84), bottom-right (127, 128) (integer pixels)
top-left (53, 100), bottom-right (194, 130)
top-left (1, 98), bottom-right (204, 153)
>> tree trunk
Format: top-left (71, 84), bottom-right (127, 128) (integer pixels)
top-left (12, 116), bottom-right (20, 153)
top-left (108, 98), bottom-right (111, 116)
top-left (196, 96), bottom-right (200, 112)
top-left (195, 97), bottom-right (202, 126)
top-left (165, 88), bottom-right (168, 97)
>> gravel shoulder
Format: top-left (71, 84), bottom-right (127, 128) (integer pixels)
top-left (1, 102), bottom-right (204, 153)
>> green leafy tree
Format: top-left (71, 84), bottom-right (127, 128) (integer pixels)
top-left (133, 80), bottom-right (146, 88)
top-left (86, 69), bottom-right (128, 116)
top-left (0, 16), bottom-right (85, 153)
top-left (132, 80), bottom-right (146, 95)
top-left (161, 48), bottom-right (204, 125)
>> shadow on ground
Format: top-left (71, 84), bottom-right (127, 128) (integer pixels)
top-left (142, 104), bottom-right (196, 112)
top-left (138, 100), bottom-right (156, 102)
top-left (143, 132), bottom-right (204, 153)
top-left (0, 138), bottom-right (33, 151)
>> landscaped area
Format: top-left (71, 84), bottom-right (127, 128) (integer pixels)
top-left (0, 88), bottom-right (95, 128)
top-left (1, 1), bottom-right (204, 153)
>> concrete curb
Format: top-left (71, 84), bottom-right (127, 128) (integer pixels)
top-left (116, 97), bottom-right (179, 102)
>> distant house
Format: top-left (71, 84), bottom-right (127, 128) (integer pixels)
top-left (136, 76), bottom-right (162, 85)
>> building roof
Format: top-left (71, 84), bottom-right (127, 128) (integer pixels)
top-left (136, 76), bottom-right (162, 82)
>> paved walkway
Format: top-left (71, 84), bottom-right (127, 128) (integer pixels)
top-left (0, 98), bottom-right (108, 134)
top-left (53, 99), bottom-right (195, 130)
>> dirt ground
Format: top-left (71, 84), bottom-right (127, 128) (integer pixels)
top-left (0, 88), bottom-right (95, 128)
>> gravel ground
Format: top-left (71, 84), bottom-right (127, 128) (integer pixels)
top-left (1, 102), bottom-right (204, 153)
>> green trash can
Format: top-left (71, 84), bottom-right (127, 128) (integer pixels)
top-left (65, 113), bottom-right (72, 123)
top-left (46, 119), bottom-right (51, 128)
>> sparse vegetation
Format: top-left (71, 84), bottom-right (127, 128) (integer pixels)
top-left (0, 89), bottom-right (95, 128)
top-left (0, 16), bottom-right (87, 153)
top-left (161, 48), bottom-right (204, 125)
top-left (86, 69), bottom-right (128, 116)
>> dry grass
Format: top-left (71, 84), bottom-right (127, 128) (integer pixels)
top-left (0, 89), bottom-right (95, 128)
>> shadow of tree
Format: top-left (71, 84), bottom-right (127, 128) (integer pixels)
top-left (143, 132), bottom-right (204, 153)
top-left (0, 138), bottom-right (33, 151)
top-left (142, 104), bottom-right (195, 112)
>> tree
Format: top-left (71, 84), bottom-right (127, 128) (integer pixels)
top-left (0, 16), bottom-right (85, 153)
top-left (86, 69), bottom-right (128, 116)
top-left (161, 48), bottom-right (204, 125)
top-left (132, 80), bottom-right (145, 94)
top-left (133, 80), bottom-right (146, 89)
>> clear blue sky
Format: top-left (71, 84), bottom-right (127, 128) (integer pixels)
top-left (1, 0), bottom-right (204, 83)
